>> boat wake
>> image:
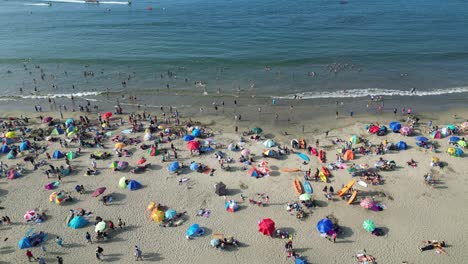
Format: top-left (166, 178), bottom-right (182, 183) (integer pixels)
top-left (277, 87), bottom-right (468, 99)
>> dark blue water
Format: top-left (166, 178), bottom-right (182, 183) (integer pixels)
top-left (1, 0), bottom-right (468, 100)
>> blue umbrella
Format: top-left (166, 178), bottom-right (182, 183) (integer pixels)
top-left (65, 118), bottom-right (74, 126)
top-left (192, 129), bottom-right (201, 137)
top-left (186, 224), bottom-right (204, 237)
top-left (19, 142), bottom-right (29, 151)
top-left (68, 216), bottom-right (89, 229)
top-left (190, 163), bottom-right (199, 171)
top-left (168, 161), bottom-right (180, 172)
top-left (165, 209), bottom-right (177, 220)
top-left (389, 121), bottom-right (401, 132)
top-left (295, 258), bottom-right (307, 264)
top-left (449, 136), bottom-right (460, 143)
top-left (316, 218), bottom-right (333, 233)
top-left (455, 148), bottom-right (464, 157)
top-left (396, 141), bottom-right (407, 150)
top-left (183, 135), bottom-right (195, 142)
top-left (415, 136), bottom-right (428, 142)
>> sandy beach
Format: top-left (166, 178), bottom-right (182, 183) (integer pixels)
top-left (1, 104), bottom-right (468, 264)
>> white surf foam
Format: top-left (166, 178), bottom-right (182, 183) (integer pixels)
top-left (44, 0), bottom-right (128, 4)
top-left (20, 91), bottom-right (102, 99)
top-left (277, 87), bottom-right (468, 99)
top-left (24, 3), bottom-right (50, 6)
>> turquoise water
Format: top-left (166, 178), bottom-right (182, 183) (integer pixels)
top-left (1, 0), bottom-right (468, 100)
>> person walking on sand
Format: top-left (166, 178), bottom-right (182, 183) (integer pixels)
top-left (55, 236), bottom-right (63, 247)
top-left (92, 160), bottom-right (97, 170)
top-left (86, 232), bottom-right (92, 244)
top-left (118, 218), bottom-right (125, 229)
top-left (57, 256), bottom-right (64, 264)
top-left (38, 256), bottom-right (45, 264)
top-left (26, 249), bottom-right (36, 262)
top-left (96, 246), bottom-right (104, 261)
top-left (134, 245), bottom-right (143, 261)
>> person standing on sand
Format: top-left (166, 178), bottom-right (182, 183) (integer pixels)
top-left (96, 246), bottom-right (104, 261)
top-left (134, 245), bottom-right (143, 261)
top-left (57, 256), bottom-right (64, 264)
top-left (336, 111), bottom-right (339, 119)
top-left (86, 232), bottom-right (92, 244)
top-left (26, 250), bottom-right (36, 261)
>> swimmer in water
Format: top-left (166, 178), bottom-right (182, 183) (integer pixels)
top-left (410, 87), bottom-right (416, 94)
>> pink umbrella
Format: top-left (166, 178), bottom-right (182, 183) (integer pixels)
top-left (92, 187), bottom-right (107, 197)
top-left (360, 197), bottom-right (375, 209)
top-left (241, 149), bottom-right (250, 157)
top-left (24, 210), bottom-right (36, 221)
top-left (399, 126), bottom-right (413, 136)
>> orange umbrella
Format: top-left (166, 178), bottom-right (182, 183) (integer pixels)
top-left (115, 142), bottom-right (126, 149)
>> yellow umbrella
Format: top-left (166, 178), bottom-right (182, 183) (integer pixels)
top-left (114, 142), bottom-right (126, 149)
top-left (447, 147), bottom-right (456, 155)
top-left (5, 132), bottom-right (16, 138)
top-left (151, 209), bottom-right (165, 222)
top-left (431, 157), bottom-right (440, 163)
top-left (67, 131), bottom-right (75, 137)
top-left (158, 125), bottom-right (166, 130)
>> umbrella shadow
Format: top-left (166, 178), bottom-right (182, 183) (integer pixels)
top-left (109, 192), bottom-right (126, 203)
top-left (0, 188), bottom-right (8, 196)
top-left (379, 226), bottom-right (389, 236)
top-left (201, 227), bottom-right (212, 237)
top-left (294, 247), bottom-right (313, 254)
top-left (313, 200), bottom-right (328, 208)
top-left (269, 171), bottom-right (280, 177)
top-left (269, 165), bottom-right (279, 170)
top-left (143, 252), bottom-right (164, 261)
top-left (105, 253), bottom-right (123, 262)
top-left (0, 246), bottom-right (14, 255)
top-left (339, 225), bottom-right (353, 239)
top-left (227, 188), bottom-right (242, 196)
top-left (64, 242), bottom-right (85, 249)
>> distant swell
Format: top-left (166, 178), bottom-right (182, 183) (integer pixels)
top-left (277, 87), bottom-right (468, 99)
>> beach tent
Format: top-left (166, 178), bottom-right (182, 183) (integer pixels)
top-left (151, 210), bottom-right (165, 222)
top-left (186, 224), bottom-right (204, 237)
top-left (263, 139), bottom-right (276, 148)
top-left (1, 144), bottom-right (10, 154)
top-left (137, 158), bottom-right (146, 165)
top-left (117, 161), bottom-right (128, 170)
top-left (165, 209), bottom-right (177, 220)
top-left (2, 137), bottom-right (14, 145)
top-left (396, 141), bottom-right (407, 150)
top-left (50, 127), bottom-right (64, 136)
top-left (127, 180), bottom-right (142, 191)
top-left (363, 219), bottom-right (376, 232)
top-left (400, 126), bottom-right (413, 136)
top-left (191, 128), bottom-right (202, 137)
top-left (66, 126), bottom-right (76, 134)
top-left (68, 216), bottom-right (89, 229)
top-left (248, 167), bottom-right (261, 178)
top-left (52, 150), bottom-right (64, 159)
top-left (109, 161), bottom-right (119, 169)
top-left (65, 118), bottom-right (74, 126)
top-left (18, 229), bottom-right (47, 249)
top-left (379, 126), bottom-right (388, 133)
top-left (119, 177), bottom-right (127, 189)
top-left (7, 150), bottom-right (16, 159)
top-left (215, 182), bottom-right (227, 196)
top-left (317, 218), bottom-right (333, 233)
top-left (295, 258), bottom-right (308, 264)
top-left (225, 200), bottom-right (239, 212)
top-left (389, 122), bottom-right (401, 133)
top-left (449, 136), bottom-right (460, 143)
top-left (7, 169), bottom-right (19, 180)
top-left (431, 131), bottom-right (442, 139)
top-left (454, 148), bottom-right (464, 157)
top-left (19, 141), bottom-right (30, 151)
top-left (349, 135), bottom-right (360, 144)
top-left (258, 218), bottom-right (275, 236)
top-left (148, 147), bottom-right (160, 156)
top-left (187, 140), bottom-right (200, 151)
top-left (5, 131), bottom-right (16, 139)
top-left (263, 149), bottom-right (277, 158)
top-left (168, 161), bottom-right (180, 173)
top-left (190, 162), bottom-right (199, 171)
top-left (183, 135), bottom-right (195, 142)
top-left (343, 150), bottom-right (354, 160)
top-left (66, 151), bottom-right (77, 160)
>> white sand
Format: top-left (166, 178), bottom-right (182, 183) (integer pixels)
top-left (1, 110), bottom-right (467, 263)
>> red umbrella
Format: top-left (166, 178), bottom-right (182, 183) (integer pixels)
top-left (187, 140), bottom-right (200, 151)
top-left (258, 218), bottom-right (275, 236)
top-left (102, 112), bottom-right (112, 119)
top-left (137, 158), bottom-right (146, 165)
top-left (92, 187), bottom-right (107, 197)
top-left (360, 197), bottom-right (375, 209)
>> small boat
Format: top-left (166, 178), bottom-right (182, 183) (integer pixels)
top-left (337, 179), bottom-right (356, 197)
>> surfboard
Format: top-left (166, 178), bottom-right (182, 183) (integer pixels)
top-left (357, 180), bottom-right (368, 188)
top-left (281, 168), bottom-right (301, 172)
top-left (321, 166), bottom-right (331, 177)
top-left (310, 147), bottom-right (318, 156)
top-left (303, 181), bottom-right (313, 194)
top-left (293, 179), bottom-right (304, 195)
top-left (347, 190), bottom-right (358, 205)
top-left (296, 152), bottom-right (310, 162)
top-left (337, 179), bottom-right (356, 197)
top-left (319, 171), bottom-right (327, 183)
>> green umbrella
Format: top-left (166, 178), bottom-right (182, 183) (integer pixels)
top-left (251, 127), bottom-right (263, 134)
top-left (95, 221), bottom-right (107, 233)
top-left (66, 151), bottom-right (77, 160)
top-left (119, 177), bottom-right (127, 189)
top-left (299, 193), bottom-right (312, 201)
top-left (363, 219), bottom-right (376, 232)
top-left (458, 140), bottom-right (467, 147)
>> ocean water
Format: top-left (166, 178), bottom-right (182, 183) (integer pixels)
top-left (1, 0), bottom-right (468, 102)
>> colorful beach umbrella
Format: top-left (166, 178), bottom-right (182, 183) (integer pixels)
top-left (363, 219), bottom-right (376, 232)
top-left (360, 197), bottom-right (375, 209)
top-left (168, 161), bottom-right (180, 172)
top-left (299, 193), bottom-right (312, 201)
top-left (186, 224), bottom-right (204, 237)
top-left (119, 177), bottom-right (127, 189)
top-left (95, 221), bottom-right (107, 233)
top-left (457, 140), bottom-right (467, 147)
top-left (137, 158), bottom-right (146, 165)
top-left (165, 209), bottom-right (177, 220)
top-left (183, 135), bottom-right (195, 142)
top-left (42, 116), bottom-right (53, 123)
top-left (187, 140), bottom-right (200, 151)
top-left (241, 149), bottom-right (250, 157)
top-left (151, 210), bottom-right (164, 222)
top-left (5, 132), bottom-right (16, 139)
top-left (258, 218), bottom-right (275, 236)
top-left (449, 136), bottom-right (460, 142)
top-left (114, 142), bottom-right (126, 149)
top-left (190, 162), bottom-right (199, 171)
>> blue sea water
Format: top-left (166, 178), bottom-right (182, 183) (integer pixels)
top-left (1, 0), bottom-right (468, 100)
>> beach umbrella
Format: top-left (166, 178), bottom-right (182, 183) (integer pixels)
top-left (225, 200), bottom-right (239, 212)
top-left (50, 127), bottom-right (64, 136)
top-left (151, 210), bottom-right (165, 222)
top-left (165, 209), bottom-right (177, 220)
top-left (368, 125), bottom-right (379, 134)
top-left (399, 126), bottom-right (413, 136)
top-left (457, 140), bottom-right (467, 148)
top-left (137, 158), bottom-right (146, 165)
top-left (415, 136), bottom-right (428, 142)
top-left (66, 126), bottom-right (75, 134)
top-left (316, 218), bottom-right (333, 233)
top-left (349, 135), bottom-right (360, 144)
top-left (248, 167), bottom-right (261, 177)
top-left (210, 239), bottom-right (221, 247)
top-left (102, 112), bottom-right (112, 119)
top-left (117, 161), bottom-right (129, 170)
top-left (295, 258), bottom-right (307, 264)
top-left (52, 150), bottom-right (64, 159)
top-left (389, 121), bottom-right (401, 132)
top-left (24, 210), bottom-right (37, 221)
top-left (263, 139), bottom-right (275, 148)
top-left (65, 118), bottom-right (74, 126)
top-left (95, 221), bottom-right (107, 233)
top-left (447, 124), bottom-right (457, 131)
top-left (186, 224), bottom-right (204, 237)
top-left (449, 136), bottom-right (460, 143)
top-left (42, 116), bottom-right (53, 123)
top-left (251, 127), bottom-right (263, 134)
top-left (299, 193), bottom-right (312, 201)
top-left (360, 197), bottom-right (375, 209)
top-left (5, 132), bottom-right (16, 139)
top-left (66, 151), bottom-right (77, 160)
top-left (191, 128), bottom-right (201, 137)
top-left (363, 219), bottom-right (376, 232)
top-left (454, 148), bottom-right (464, 157)
top-left (109, 161), bottom-right (118, 169)
top-left (183, 135), bottom-right (195, 142)
top-left (447, 147), bottom-right (456, 155)
top-left (44, 182), bottom-right (59, 190)
top-left (92, 187), bottom-right (107, 197)
top-left (395, 141), bottom-right (407, 150)
top-left (190, 162), bottom-right (199, 171)
top-left (68, 216), bottom-right (89, 229)
top-left (0, 144), bottom-right (10, 153)
top-left (430, 131), bottom-right (442, 139)
top-left (148, 147), bottom-right (160, 156)
top-left (296, 152), bottom-right (310, 162)
top-left (241, 149), bottom-right (250, 157)
top-left (119, 177), bottom-right (127, 189)
top-left (127, 180), bottom-right (142, 191)
top-left (258, 218), bottom-right (275, 236)
top-left (187, 140), bottom-right (200, 151)
top-left (114, 142), bottom-right (126, 149)
top-left (168, 161), bottom-right (180, 172)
